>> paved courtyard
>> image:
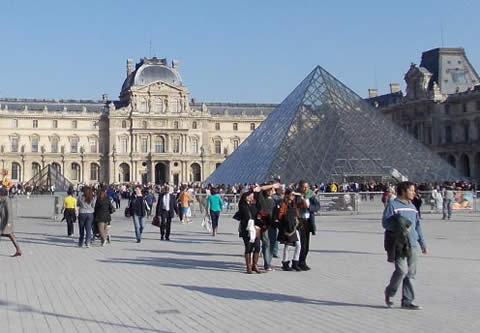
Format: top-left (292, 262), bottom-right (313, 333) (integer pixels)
top-left (1, 203), bottom-right (479, 332)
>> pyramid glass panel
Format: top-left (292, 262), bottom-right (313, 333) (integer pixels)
top-left (207, 66), bottom-right (465, 185)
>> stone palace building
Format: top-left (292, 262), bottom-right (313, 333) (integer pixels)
top-left (0, 57), bottom-right (275, 185)
top-left (1, 47), bottom-right (479, 185)
top-left (367, 48), bottom-right (480, 182)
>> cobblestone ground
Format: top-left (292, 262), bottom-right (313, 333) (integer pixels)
top-left (1, 205), bottom-right (479, 332)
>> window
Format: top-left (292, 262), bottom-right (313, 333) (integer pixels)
top-left (463, 103), bottom-right (467, 113)
top-left (51, 139), bottom-right (58, 153)
top-left (32, 137), bottom-right (39, 153)
top-left (444, 104), bottom-right (450, 115)
top-left (32, 162), bottom-right (41, 176)
top-left (142, 121), bottom-right (147, 129)
top-left (90, 164), bottom-right (99, 181)
top-left (139, 100), bottom-right (147, 112)
top-left (476, 100), bottom-right (480, 111)
top-left (71, 163), bottom-right (80, 181)
top-left (233, 139), bottom-right (239, 150)
top-left (192, 121), bottom-right (197, 129)
top-left (424, 128), bottom-right (432, 145)
top-left (72, 120), bottom-right (78, 129)
top-left (33, 120), bottom-right (38, 128)
top-left (12, 119), bottom-right (18, 128)
top-left (156, 98), bottom-right (163, 113)
top-left (214, 140), bottom-right (221, 154)
top-left (445, 126), bottom-right (453, 144)
top-left (191, 138), bottom-right (198, 153)
top-left (141, 138), bottom-right (148, 153)
top-left (154, 137), bottom-right (165, 153)
top-left (174, 121), bottom-right (179, 129)
top-left (171, 100), bottom-right (178, 113)
top-left (92, 121), bottom-right (98, 128)
top-left (122, 120), bottom-right (127, 128)
top-left (464, 124), bottom-right (470, 142)
top-left (121, 138), bottom-right (128, 153)
top-left (11, 138), bottom-right (18, 152)
top-left (250, 123), bottom-right (255, 130)
top-left (90, 139), bottom-right (97, 153)
top-left (173, 138), bottom-right (180, 153)
top-left (11, 162), bottom-right (20, 180)
top-left (233, 123), bottom-right (238, 131)
top-left (215, 122), bottom-right (220, 131)
top-left (71, 138), bottom-right (78, 153)
top-left (52, 120), bottom-right (58, 128)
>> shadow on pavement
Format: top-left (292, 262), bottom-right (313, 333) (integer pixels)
top-left (309, 249), bottom-right (383, 256)
top-left (129, 248), bottom-right (241, 257)
top-left (99, 256), bottom-right (244, 272)
top-left (0, 299), bottom-right (172, 333)
top-left (164, 284), bottom-right (386, 309)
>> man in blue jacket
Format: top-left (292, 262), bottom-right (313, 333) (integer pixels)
top-left (382, 181), bottom-right (428, 310)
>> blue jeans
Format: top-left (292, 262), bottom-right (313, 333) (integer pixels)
top-left (132, 215), bottom-right (145, 241)
top-left (385, 248), bottom-right (418, 305)
top-left (443, 199), bottom-right (452, 219)
top-left (78, 213), bottom-right (94, 246)
top-left (262, 229), bottom-right (273, 269)
top-left (268, 226), bottom-right (279, 257)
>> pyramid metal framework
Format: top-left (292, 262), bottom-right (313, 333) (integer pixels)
top-left (206, 66), bottom-right (465, 185)
top-left (25, 164), bottom-right (74, 192)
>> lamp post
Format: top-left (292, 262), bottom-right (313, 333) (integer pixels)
top-left (41, 145), bottom-right (46, 168)
top-left (200, 146), bottom-right (205, 182)
top-left (80, 146), bottom-right (85, 183)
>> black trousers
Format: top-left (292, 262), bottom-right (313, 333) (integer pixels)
top-left (298, 218), bottom-right (311, 264)
top-left (160, 210), bottom-right (172, 239)
top-left (65, 209), bottom-right (76, 236)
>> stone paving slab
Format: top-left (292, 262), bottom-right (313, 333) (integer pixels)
top-left (1, 205), bottom-right (480, 332)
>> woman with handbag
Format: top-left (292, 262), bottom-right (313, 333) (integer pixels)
top-left (238, 191), bottom-right (262, 274)
top-left (278, 189), bottom-right (306, 271)
top-left (206, 187), bottom-right (224, 237)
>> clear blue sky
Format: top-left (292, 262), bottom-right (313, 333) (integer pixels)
top-left (1, 0), bottom-right (478, 103)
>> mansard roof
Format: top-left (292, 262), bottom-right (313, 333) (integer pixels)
top-left (365, 91), bottom-right (403, 108)
top-left (0, 98), bottom-right (106, 113)
top-left (420, 47), bottom-right (480, 95)
top-left (191, 102), bottom-right (277, 116)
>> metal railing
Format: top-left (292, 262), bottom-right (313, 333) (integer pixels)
top-left (9, 191), bottom-right (480, 220)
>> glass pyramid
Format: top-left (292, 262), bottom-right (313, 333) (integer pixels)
top-left (25, 164), bottom-right (74, 192)
top-left (206, 66), bottom-right (464, 185)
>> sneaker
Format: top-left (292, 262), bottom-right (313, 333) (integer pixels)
top-left (136, 239), bottom-right (141, 243)
top-left (299, 263), bottom-right (311, 271)
top-left (107, 235), bottom-right (111, 244)
top-left (384, 289), bottom-right (393, 308)
top-left (401, 303), bottom-right (422, 310)
top-left (161, 236), bottom-right (164, 240)
top-left (86, 243), bottom-right (90, 248)
top-left (102, 240), bottom-right (107, 247)
top-left (11, 251), bottom-right (22, 257)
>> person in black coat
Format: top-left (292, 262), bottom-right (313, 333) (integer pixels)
top-left (238, 191), bottom-right (261, 274)
top-left (129, 185), bottom-right (148, 243)
top-left (94, 189), bottom-right (113, 247)
top-left (156, 185), bottom-right (177, 240)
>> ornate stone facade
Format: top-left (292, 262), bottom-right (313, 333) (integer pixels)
top-left (368, 48), bottom-right (480, 182)
top-left (0, 57), bottom-right (276, 185)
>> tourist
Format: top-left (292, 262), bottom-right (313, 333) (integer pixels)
top-left (206, 187), bottom-right (224, 237)
top-left (442, 185), bottom-right (454, 220)
top-left (297, 180), bottom-right (315, 271)
top-left (271, 185), bottom-right (285, 258)
top-left (278, 188), bottom-right (304, 271)
top-left (177, 186), bottom-right (193, 224)
top-left (77, 186), bottom-right (95, 248)
top-left (237, 191), bottom-right (261, 274)
top-left (62, 188), bottom-right (77, 237)
top-left (129, 185), bottom-right (148, 243)
top-left (412, 190), bottom-right (423, 219)
top-left (94, 188), bottom-right (113, 246)
top-left (255, 182), bottom-right (280, 271)
top-left (0, 187), bottom-right (22, 257)
top-left (156, 185), bottom-right (177, 241)
top-left (383, 181), bottom-right (427, 310)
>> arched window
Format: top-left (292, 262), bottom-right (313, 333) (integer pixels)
top-left (11, 162), bottom-right (20, 181)
top-left (192, 121), bottom-right (197, 129)
top-left (32, 162), bottom-right (41, 177)
top-left (71, 163), bottom-right (80, 181)
top-left (214, 140), bottom-right (221, 154)
top-left (154, 137), bottom-right (165, 153)
top-left (90, 163), bottom-right (100, 181)
top-left (51, 162), bottom-right (61, 174)
top-left (191, 138), bottom-right (199, 153)
top-left (191, 163), bottom-right (201, 182)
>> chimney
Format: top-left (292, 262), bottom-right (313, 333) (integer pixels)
top-left (127, 58), bottom-right (134, 77)
top-left (102, 93), bottom-right (108, 102)
top-left (389, 83), bottom-right (400, 94)
top-left (172, 60), bottom-right (179, 70)
top-left (368, 88), bottom-right (378, 98)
